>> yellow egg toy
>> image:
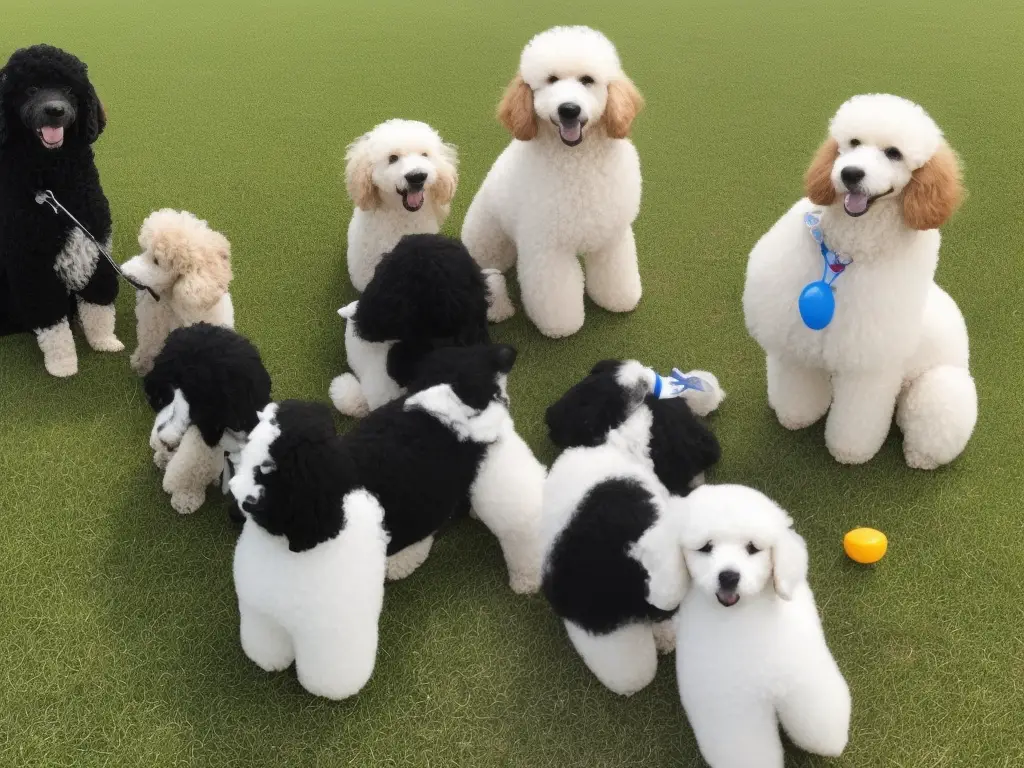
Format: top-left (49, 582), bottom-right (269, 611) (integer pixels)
top-left (844, 528), bottom-right (888, 564)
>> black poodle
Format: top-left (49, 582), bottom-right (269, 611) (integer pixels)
top-left (0, 44), bottom-right (120, 376)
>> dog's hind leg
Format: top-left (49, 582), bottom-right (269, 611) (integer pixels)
top-left (386, 536), bottom-right (434, 581)
top-left (162, 426), bottom-right (225, 514)
top-left (564, 620), bottom-right (657, 696)
top-left (329, 373), bottom-right (370, 417)
top-left (897, 365), bottom-right (977, 469)
top-left (583, 226), bottom-right (641, 313)
top-left (239, 603), bottom-right (294, 672)
top-left (470, 430), bottom-right (546, 594)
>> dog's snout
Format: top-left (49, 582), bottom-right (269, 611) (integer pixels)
top-left (718, 570), bottom-right (740, 591)
top-left (404, 171), bottom-right (428, 187)
top-left (43, 102), bottom-right (66, 118)
top-left (557, 102), bottom-right (582, 121)
top-left (840, 166), bottom-right (865, 187)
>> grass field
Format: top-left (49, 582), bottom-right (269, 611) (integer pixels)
top-left (1, 0), bottom-right (1022, 765)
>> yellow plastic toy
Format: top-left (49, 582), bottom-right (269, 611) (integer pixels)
top-left (844, 528), bottom-right (888, 564)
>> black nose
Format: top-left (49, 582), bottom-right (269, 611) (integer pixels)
top-left (44, 103), bottom-right (66, 118)
top-left (840, 166), bottom-right (865, 187)
top-left (718, 570), bottom-right (740, 590)
top-left (404, 171), bottom-right (427, 187)
top-left (557, 102), bottom-right (581, 120)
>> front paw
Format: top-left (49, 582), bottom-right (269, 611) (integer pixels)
top-left (170, 491), bottom-right (205, 515)
top-left (130, 350), bottom-right (154, 375)
top-left (508, 570), bottom-right (541, 595)
top-left (44, 354), bottom-right (78, 378)
top-left (153, 448), bottom-right (172, 470)
top-left (90, 335), bottom-right (125, 353)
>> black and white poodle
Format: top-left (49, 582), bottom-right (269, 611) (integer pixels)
top-left (330, 233), bottom-right (492, 417)
top-left (229, 400), bottom-right (389, 700)
top-left (0, 44), bottom-right (121, 376)
top-left (265, 343), bottom-right (545, 594)
top-left (144, 323), bottom-right (272, 517)
top-left (540, 359), bottom-right (724, 695)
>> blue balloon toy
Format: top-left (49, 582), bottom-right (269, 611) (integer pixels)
top-left (800, 212), bottom-right (851, 331)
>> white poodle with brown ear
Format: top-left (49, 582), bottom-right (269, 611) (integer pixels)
top-left (743, 94), bottom-right (976, 469)
top-left (461, 26), bottom-right (645, 338)
top-left (121, 209), bottom-right (233, 375)
top-left (649, 484), bottom-right (851, 768)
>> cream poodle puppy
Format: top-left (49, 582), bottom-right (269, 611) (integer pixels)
top-left (461, 26), bottom-right (645, 338)
top-left (657, 484), bottom-right (851, 768)
top-left (743, 94), bottom-right (976, 469)
top-left (121, 209), bottom-right (233, 375)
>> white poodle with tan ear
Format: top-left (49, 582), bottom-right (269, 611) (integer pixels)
top-left (743, 94), bottom-right (976, 469)
top-left (344, 119), bottom-right (458, 289)
top-left (461, 26), bottom-right (645, 338)
top-left (121, 209), bottom-right (234, 375)
top-left (656, 484), bottom-right (851, 768)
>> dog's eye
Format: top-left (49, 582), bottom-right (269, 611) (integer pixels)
top-left (547, 75), bottom-right (559, 84)
top-left (697, 542), bottom-right (714, 554)
top-left (884, 147), bottom-right (903, 161)
top-left (421, 152), bottom-right (428, 158)
top-left (849, 138), bottom-right (861, 147)
top-left (26, 86), bottom-right (38, 96)
top-left (746, 543), bottom-right (761, 555)
top-left (579, 75), bottom-right (595, 86)
top-left (388, 154), bottom-right (399, 164)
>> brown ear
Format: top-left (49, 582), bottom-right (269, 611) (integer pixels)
top-left (344, 139), bottom-right (381, 210)
top-left (604, 78), bottom-right (644, 139)
top-left (805, 137), bottom-right (839, 205)
top-left (497, 74), bottom-right (537, 141)
top-left (903, 142), bottom-right (964, 230)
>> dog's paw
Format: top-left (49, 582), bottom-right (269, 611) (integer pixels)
top-left (153, 449), bottom-right (172, 470)
top-left (508, 570), bottom-right (541, 595)
top-left (652, 621), bottom-right (676, 654)
top-left (329, 374), bottom-right (370, 417)
top-left (44, 354), bottom-right (78, 378)
top-left (483, 270), bottom-right (516, 323)
top-left (130, 351), bottom-right (154, 375)
top-left (170, 491), bottom-right (205, 515)
top-left (90, 335), bottom-right (124, 353)
top-left (904, 447), bottom-right (940, 471)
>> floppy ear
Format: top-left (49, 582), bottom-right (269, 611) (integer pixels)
top-left (648, 399), bottom-right (721, 496)
top-left (903, 142), bottom-right (964, 230)
top-left (805, 137), bottom-right (839, 205)
top-left (171, 232), bottom-right (232, 321)
top-left (545, 371), bottom-right (631, 449)
top-left (344, 136), bottom-right (381, 210)
top-left (82, 82), bottom-right (106, 143)
top-left (604, 78), bottom-right (644, 139)
top-left (772, 526), bottom-right (808, 600)
top-left (631, 509), bottom-right (688, 612)
top-left (497, 74), bottom-right (537, 141)
top-left (432, 142), bottom-right (459, 207)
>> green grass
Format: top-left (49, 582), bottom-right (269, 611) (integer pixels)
top-left (1, 0), bottom-right (1022, 765)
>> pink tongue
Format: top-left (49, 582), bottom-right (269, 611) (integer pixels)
top-left (560, 122), bottom-right (582, 142)
top-left (406, 189), bottom-right (424, 209)
top-left (41, 126), bottom-right (64, 145)
top-left (844, 192), bottom-right (868, 214)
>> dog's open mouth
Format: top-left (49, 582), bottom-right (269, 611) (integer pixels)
top-left (553, 118), bottom-right (585, 147)
top-left (843, 187), bottom-right (894, 217)
top-left (716, 590), bottom-right (740, 607)
top-left (399, 187), bottom-right (425, 212)
top-left (38, 126), bottom-right (65, 149)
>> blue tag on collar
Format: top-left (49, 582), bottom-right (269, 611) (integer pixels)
top-left (800, 211), bottom-right (851, 330)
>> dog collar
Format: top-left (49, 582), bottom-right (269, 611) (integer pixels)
top-left (798, 211), bottom-right (851, 330)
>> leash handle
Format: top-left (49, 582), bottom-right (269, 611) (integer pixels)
top-left (34, 190), bottom-right (160, 301)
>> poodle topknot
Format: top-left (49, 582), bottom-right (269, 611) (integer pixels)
top-left (122, 209), bottom-right (234, 375)
top-left (230, 400), bottom-right (389, 700)
top-left (744, 94), bottom-right (976, 469)
top-left (665, 484), bottom-right (851, 768)
top-left (540, 359), bottom-right (722, 696)
top-left (0, 44), bottom-right (121, 376)
top-left (329, 233), bottom-right (492, 418)
top-left (344, 119), bottom-right (458, 292)
top-left (462, 26), bottom-right (645, 338)
top-left (144, 323), bottom-right (272, 516)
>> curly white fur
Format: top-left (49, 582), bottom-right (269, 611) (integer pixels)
top-left (743, 94), bottom-right (976, 468)
top-left (121, 210), bottom-right (234, 376)
top-left (664, 485), bottom-right (851, 768)
top-left (344, 120), bottom-right (458, 291)
top-left (462, 26), bottom-right (644, 338)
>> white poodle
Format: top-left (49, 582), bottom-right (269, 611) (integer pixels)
top-left (230, 401), bottom-right (389, 700)
top-left (743, 94), bottom-right (976, 469)
top-left (461, 26), bottom-right (645, 338)
top-left (662, 484), bottom-right (851, 768)
top-left (121, 209), bottom-right (234, 375)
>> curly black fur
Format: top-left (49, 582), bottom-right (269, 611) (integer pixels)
top-left (543, 479), bottom-right (677, 633)
top-left (242, 401), bottom-right (360, 553)
top-left (0, 45), bottom-right (114, 336)
top-left (144, 323), bottom-right (272, 447)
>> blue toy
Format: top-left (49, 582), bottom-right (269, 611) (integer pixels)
top-left (799, 212), bottom-right (851, 331)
